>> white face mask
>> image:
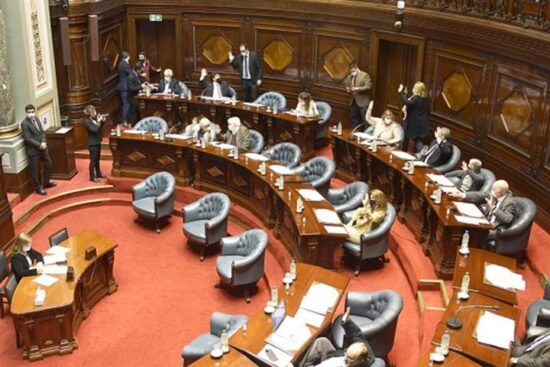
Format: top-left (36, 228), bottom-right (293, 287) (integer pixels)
top-left (27, 113), bottom-right (35, 119)
top-left (491, 189), bottom-right (498, 199)
top-left (229, 125), bottom-right (239, 134)
top-left (240, 50), bottom-right (247, 56)
top-left (23, 244), bottom-right (31, 252)
top-left (165, 77), bottom-right (172, 82)
top-left (384, 117), bottom-right (393, 125)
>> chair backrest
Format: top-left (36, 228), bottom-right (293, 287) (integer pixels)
top-left (228, 86), bottom-right (237, 100)
top-left (0, 251), bottom-right (8, 282)
top-left (365, 125), bottom-right (374, 134)
top-left (332, 182), bottom-right (369, 205)
top-left (253, 92), bottom-right (287, 110)
top-left (507, 197), bottom-right (537, 233)
top-left (5, 275), bottom-right (17, 304)
top-left (434, 144), bottom-right (461, 174)
top-left (143, 172), bottom-right (176, 197)
top-left (199, 193), bottom-right (231, 220)
top-left (210, 312), bottom-right (249, 336)
top-left (315, 101), bottom-right (332, 140)
top-left (49, 228), bottom-right (69, 247)
top-left (249, 130), bottom-right (265, 154)
top-left (495, 197), bottom-right (536, 255)
top-left (263, 142), bottom-right (302, 168)
top-left (179, 82), bottom-right (189, 96)
top-left (478, 168), bottom-right (496, 194)
top-left (233, 229), bottom-right (268, 257)
top-left (301, 156), bottom-right (335, 182)
top-left (134, 116), bottom-right (168, 133)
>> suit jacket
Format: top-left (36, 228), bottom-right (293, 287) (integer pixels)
top-left (198, 79), bottom-right (236, 98)
top-left (222, 126), bottom-right (251, 151)
top-left (127, 71), bottom-right (143, 101)
top-left (464, 191), bottom-right (516, 230)
top-left (445, 169), bottom-right (484, 192)
top-left (421, 139), bottom-right (453, 167)
top-left (84, 118), bottom-right (103, 146)
top-left (344, 70), bottom-right (372, 107)
top-left (399, 92), bottom-right (430, 138)
top-left (11, 249), bottom-right (44, 282)
top-left (230, 51), bottom-right (263, 82)
top-left (21, 117), bottom-right (47, 157)
top-left (117, 60), bottom-right (133, 92)
top-left (512, 336), bottom-right (550, 367)
top-left (156, 78), bottom-right (182, 95)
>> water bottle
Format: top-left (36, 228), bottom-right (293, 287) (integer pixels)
top-left (273, 105), bottom-right (278, 114)
top-left (408, 161), bottom-right (415, 174)
top-left (187, 89), bottom-right (192, 100)
top-left (242, 322), bottom-right (247, 337)
top-left (372, 139), bottom-right (377, 152)
top-left (159, 129), bottom-right (165, 141)
top-left (461, 230), bottom-right (470, 249)
top-left (290, 258), bottom-right (297, 280)
top-left (434, 186), bottom-right (442, 204)
top-left (337, 122), bottom-right (342, 136)
top-left (271, 285), bottom-right (278, 305)
top-left (389, 153), bottom-right (393, 163)
top-left (440, 330), bottom-right (450, 355)
top-left (220, 329), bottom-right (229, 353)
top-left (279, 176), bottom-right (284, 190)
top-left (233, 147), bottom-right (239, 160)
top-left (461, 272), bottom-right (470, 294)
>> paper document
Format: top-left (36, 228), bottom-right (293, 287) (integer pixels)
top-left (43, 253), bottom-right (67, 265)
top-left (298, 189), bottom-right (326, 202)
top-left (412, 161), bottom-right (429, 167)
top-left (258, 343), bottom-right (293, 367)
top-left (43, 265), bottom-right (68, 275)
top-left (426, 174), bottom-right (455, 187)
top-left (476, 311), bottom-right (515, 350)
top-left (55, 127), bottom-right (71, 134)
top-left (455, 215), bottom-right (483, 225)
top-left (165, 134), bottom-right (192, 140)
top-left (123, 129), bottom-right (143, 134)
top-left (46, 246), bottom-right (70, 255)
top-left (243, 102), bottom-right (263, 108)
top-left (300, 282), bottom-right (339, 315)
top-left (269, 165), bottom-right (294, 175)
top-left (391, 151), bottom-right (416, 161)
top-left (265, 316), bottom-right (311, 353)
top-left (33, 274), bottom-right (59, 287)
top-left (353, 132), bottom-right (373, 140)
top-left (324, 225), bottom-right (348, 235)
top-left (440, 186), bottom-right (461, 194)
top-left (485, 263), bottom-right (525, 291)
top-left (294, 308), bottom-right (325, 328)
top-left (314, 209), bottom-right (342, 225)
top-left (245, 153), bottom-right (270, 161)
top-left (453, 202), bottom-right (485, 218)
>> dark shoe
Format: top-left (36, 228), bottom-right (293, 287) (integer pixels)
top-left (90, 178), bottom-right (99, 183)
top-left (36, 189), bottom-right (47, 196)
top-left (44, 181), bottom-right (57, 188)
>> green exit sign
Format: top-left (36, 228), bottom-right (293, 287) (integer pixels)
top-left (149, 14), bottom-right (163, 22)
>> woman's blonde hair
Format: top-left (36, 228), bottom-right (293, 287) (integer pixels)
top-left (370, 189), bottom-right (388, 211)
top-left (381, 109), bottom-right (395, 121)
top-left (412, 81), bottom-right (427, 98)
top-left (13, 233), bottom-right (32, 255)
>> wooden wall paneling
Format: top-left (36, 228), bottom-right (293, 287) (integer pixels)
top-left (89, 15), bottom-right (99, 62)
top-left (59, 17), bottom-right (72, 66)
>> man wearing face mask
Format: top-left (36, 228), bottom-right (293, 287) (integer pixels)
top-left (344, 63), bottom-right (372, 129)
top-left (155, 68), bottom-right (182, 95)
top-left (416, 126), bottom-right (453, 167)
top-left (21, 104), bottom-right (56, 196)
top-left (364, 100), bottom-right (403, 148)
top-left (228, 44), bottom-right (263, 102)
top-left (135, 51), bottom-right (161, 83)
top-left (11, 233), bottom-right (44, 282)
top-left (218, 116), bottom-right (251, 151)
top-left (198, 68), bottom-right (236, 99)
top-left (445, 158), bottom-right (485, 193)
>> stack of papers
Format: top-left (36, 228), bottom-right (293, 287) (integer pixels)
top-left (485, 264), bottom-right (526, 291)
top-left (265, 316), bottom-right (311, 353)
top-left (300, 282), bottom-right (339, 315)
top-left (426, 174), bottom-right (455, 187)
top-left (165, 134), bottom-right (192, 140)
top-left (298, 189), bottom-right (326, 202)
top-left (269, 165), bottom-right (294, 175)
top-left (245, 153), bottom-right (269, 161)
top-left (475, 311), bottom-right (515, 350)
top-left (123, 129), bottom-right (143, 134)
top-left (55, 127), bottom-right (71, 134)
top-left (324, 225), bottom-right (348, 235)
top-left (294, 307), bottom-right (325, 328)
top-left (454, 215), bottom-right (490, 225)
top-left (243, 102), bottom-right (263, 108)
top-left (314, 209), bottom-right (341, 225)
top-left (43, 265), bottom-right (68, 275)
top-left (440, 186), bottom-right (461, 194)
top-left (353, 132), bottom-right (374, 140)
top-left (43, 253), bottom-right (67, 265)
top-left (391, 151), bottom-right (416, 161)
top-left (33, 274), bottom-right (59, 287)
top-left (211, 142), bottom-right (235, 150)
top-left (412, 161), bottom-right (429, 167)
top-left (46, 246), bottom-right (70, 256)
top-left (453, 202), bottom-right (485, 218)
top-left (258, 344), bottom-right (293, 367)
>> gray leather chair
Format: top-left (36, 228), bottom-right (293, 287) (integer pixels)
top-left (249, 129), bottom-right (265, 153)
top-left (446, 168), bottom-right (495, 195)
top-left (343, 204), bottom-right (396, 275)
top-left (315, 101), bottom-right (332, 142)
top-left (49, 228), bottom-right (68, 247)
top-left (331, 290), bottom-right (403, 358)
top-left (292, 156), bottom-right (335, 197)
top-left (262, 142), bottom-right (301, 168)
top-left (132, 172), bottom-right (176, 233)
top-left (215, 229), bottom-right (268, 302)
top-left (134, 116), bottom-right (168, 133)
top-left (181, 312), bottom-right (248, 366)
top-left (179, 81), bottom-right (190, 97)
top-left (253, 91), bottom-right (287, 110)
top-left (526, 281), bottom-right (550, 330)
top-left (327, 182), bottom-right (368, 216)
top-left (182, 193), bottom-right (231, 261)
top-left (433, 145), bottom-right (460, 174)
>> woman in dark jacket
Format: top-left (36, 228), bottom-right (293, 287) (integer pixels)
top-left (11, 233), bottom-right (44, 282)
top-left (83, 105), bottom-right (106, 182)
top-left (399, 81), bottom-right (430, 153)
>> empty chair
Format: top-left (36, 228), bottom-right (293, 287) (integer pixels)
top-left (49, 228), bottom-right (69, 247)
top-left (248, 129), bottom-right (265, 153)
top-left (181, 312), bottom-right (248, 366)
top-left (343, 204), bottom-right (396, 275)
top-left (253, 91), bottom-right (287, 110)
top-left (327, 182), bottom-right (368, 216)
top-left (331, 290), bottom-right (403, 358)
top-left (315, 101), bottom-right (332, 143)
top-left (433, 144), bottom-right (460, 174)
top-left (262, 142), bottom-right (301, 168)
top-left (132, 172), bottom-right (176, 233)
top-left (182, 193), bottom-right (231, 261)
top-left (292, 156), bottom-right (335, 197)
top-left (134, 116), bottom-right (168, 133)
top-left (446, 168), bottom-right (495, 195)
top-left (179, 81), bottom-right (189, 97)
top-left (215, 229), bottom-right (268, 302)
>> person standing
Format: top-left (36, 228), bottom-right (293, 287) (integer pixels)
top-left (127, 65), bottom-right (144, 126)
top-left (228, 44), bottom-right (263, 102)
top-left (117, 51), bottom-right (132, 127)
top-left (135, 51), bottom-right (161, 83)
top-left (399, 81), bottom-right (430, 152)
top-left (344, 63), bottom-right (372, 129)
top-left (83, 105), bottom-right (106, 182)
top-left (21, 104), bottom-right (56, 196)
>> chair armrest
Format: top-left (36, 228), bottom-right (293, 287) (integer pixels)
top-left (327, 187), bottom-right (345, 203)
top-left (360, 222), bottom-right (390, 245)
top-left (132, 181), bottom-right (148, 201)
top-left (536, 307), bottom-right (550, 327)
top-left (345, 291), bottom-right (372, 315)
top-left (210, 312), bottom-right (233, 336)
top-left (220, 236), bottom-right (241, 256)
top-left (155, 191), bottom-right (172, 205)
top-left (232, 249), bottom-right (264, 269)
top-left (182, 201), bottom-right (202, 223)
top-left (544, 281), bottom-right (550, 300)
top-left (292, 165), bottom-right (306, 176)
top-left (495, 222), bottom-right (530, 239)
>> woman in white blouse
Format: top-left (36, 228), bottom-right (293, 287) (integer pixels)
top-left (293, 91), bottom-right (319, 118)
top-left (364, 100), bottom-right (403, 148)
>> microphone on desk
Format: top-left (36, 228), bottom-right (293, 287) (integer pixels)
top-left (348, 121), bottom-right (371, 141)
top-left (168, 122), bottom-right (183, 135)
top-left (446, 304), bottom-right (500, 330)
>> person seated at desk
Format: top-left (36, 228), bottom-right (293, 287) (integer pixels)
top-left (184, 116), bottom-right (218, 143)
top-left (364, 100), bottom-right (403, 148)
top-left (445, 158), bottom-right (484, 192)
top-left (155, 68), bottom-right (182, 95)
top-left (11, 233), bottom-right (44, 282)
top-left (292, 91), bottom-right (319, 118)
top-left (509, 330), bottom-right (550, 367)
top-left (198, 68), bottom-right (236, 99)
top-left (417, 126), bottom-right (453, 167)
top-left (300, 307), bottom-right (376, 367)
top-left (216, 116), bottom-right (250, 151)
top-left (344, 189), bottom-right (388, 244)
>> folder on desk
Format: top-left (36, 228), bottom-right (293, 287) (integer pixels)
top-left (264, 316), bottom-right (311, 353)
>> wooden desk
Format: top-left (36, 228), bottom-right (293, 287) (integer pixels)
top-left (432, 292), bottom-right (520, 367)
top-left (11, 231), bottom-right (118, 361)
top-left (417, 348), bottom-right (481, 367)
top-left (453, 248), bottom-right (518, 305)
top-left (330, 130), bottom-right (494, 279)
top-left (45, 126), bottom-right (78, 180)
top-left (229, 263), bottom-right (349, 363)
top-left (193, 349), bottom-right (257, 367)
top-left (137, 94), bottom-right (320, 160)
top-left (111, 134), bottom-right (347, 268)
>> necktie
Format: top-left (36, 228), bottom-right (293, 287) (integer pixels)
top-left (424, 143), bottom-right (439, 162)
top-left (352, 75), bottom-right (357, 87)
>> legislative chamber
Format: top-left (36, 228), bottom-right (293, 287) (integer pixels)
top-left (0, 1), bottom-right (549, 366)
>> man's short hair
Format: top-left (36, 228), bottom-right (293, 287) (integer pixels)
top-left (121, 51), bottom-right (130, 59)
top-left (25, 104), bottom-right (36, 112)
top-left (438, 127), bottom-right (451, 139)
top-left (239, 43), bottom-right (248, 50)
top-left (227, 116), bottom-right (241, 127)
top-left (138, 51), bottom-right (145, 56)
top-left (469, 158), bottom-right (482, 172)
top-left (349, 62), bottom-right (358, 70)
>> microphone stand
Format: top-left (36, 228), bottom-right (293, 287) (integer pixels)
top-left (344, 121), bottom-right (371, 178)
top-left (446, 304), bottom-right (500, 330)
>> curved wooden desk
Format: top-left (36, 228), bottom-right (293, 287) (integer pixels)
top-left (110, 133), bottom-right (347, 268)
top-left (137, 94), bottom-right (319, 160)
top-left (11, 231), bottom-right (118, 361)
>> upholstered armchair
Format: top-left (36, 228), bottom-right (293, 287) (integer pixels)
top-left (315, 101), bottom-right (332, 143)
top-left (262, 142), bottom-right (301, 168)
top-left (292, 156), bottom-right (335, 197)
top-left (327, 182), bottom-right (368, 216)
top-left (343, 204), bottom-right (396, 275)
top-left (182, 193), bottom-right (231, 261)
top-left (134, 116), bottom-right (168, 133)
top-left (433, 145), bottom-right (460, 174)
top-left (49, 228), bottom-right (68, 247)
top-left (249, 129), bottom-right (265, 153)
top-left (525, 281), bottom-right (550, 343)
top-left (446, 168), bottom-right (495, 195)
top-left (215, 229), bottom-right (268, 302)
top-left (331, 290), bottom-right (403, 358)
top-left (181, 312), bottom-right (248, 366)
top-left (132, 172), bottom-right (176, 233)
top-left (253, 91), bottom-right (287, 110)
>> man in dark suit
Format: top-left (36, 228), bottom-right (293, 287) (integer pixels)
top-left (445, 158), bottom-right (485, 192)
top-left (228, 44), bottom-right (263, 102)
top-left (509, 330), bottom-right (550, 367)
top-left (127, 65), bottom-right (144, 126)
top-left (21, 104), bottom-right (56, 195)
top-left (83, 105), bottom-right (106, 182)
top-left (198, 68), bottom-right (236, 99)
top-left (117, 51), bottom-right (132, 126)
top-left (418, 126), bottom-right (453, 167)
top-left (155, 68), bottom-right (182, 95)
